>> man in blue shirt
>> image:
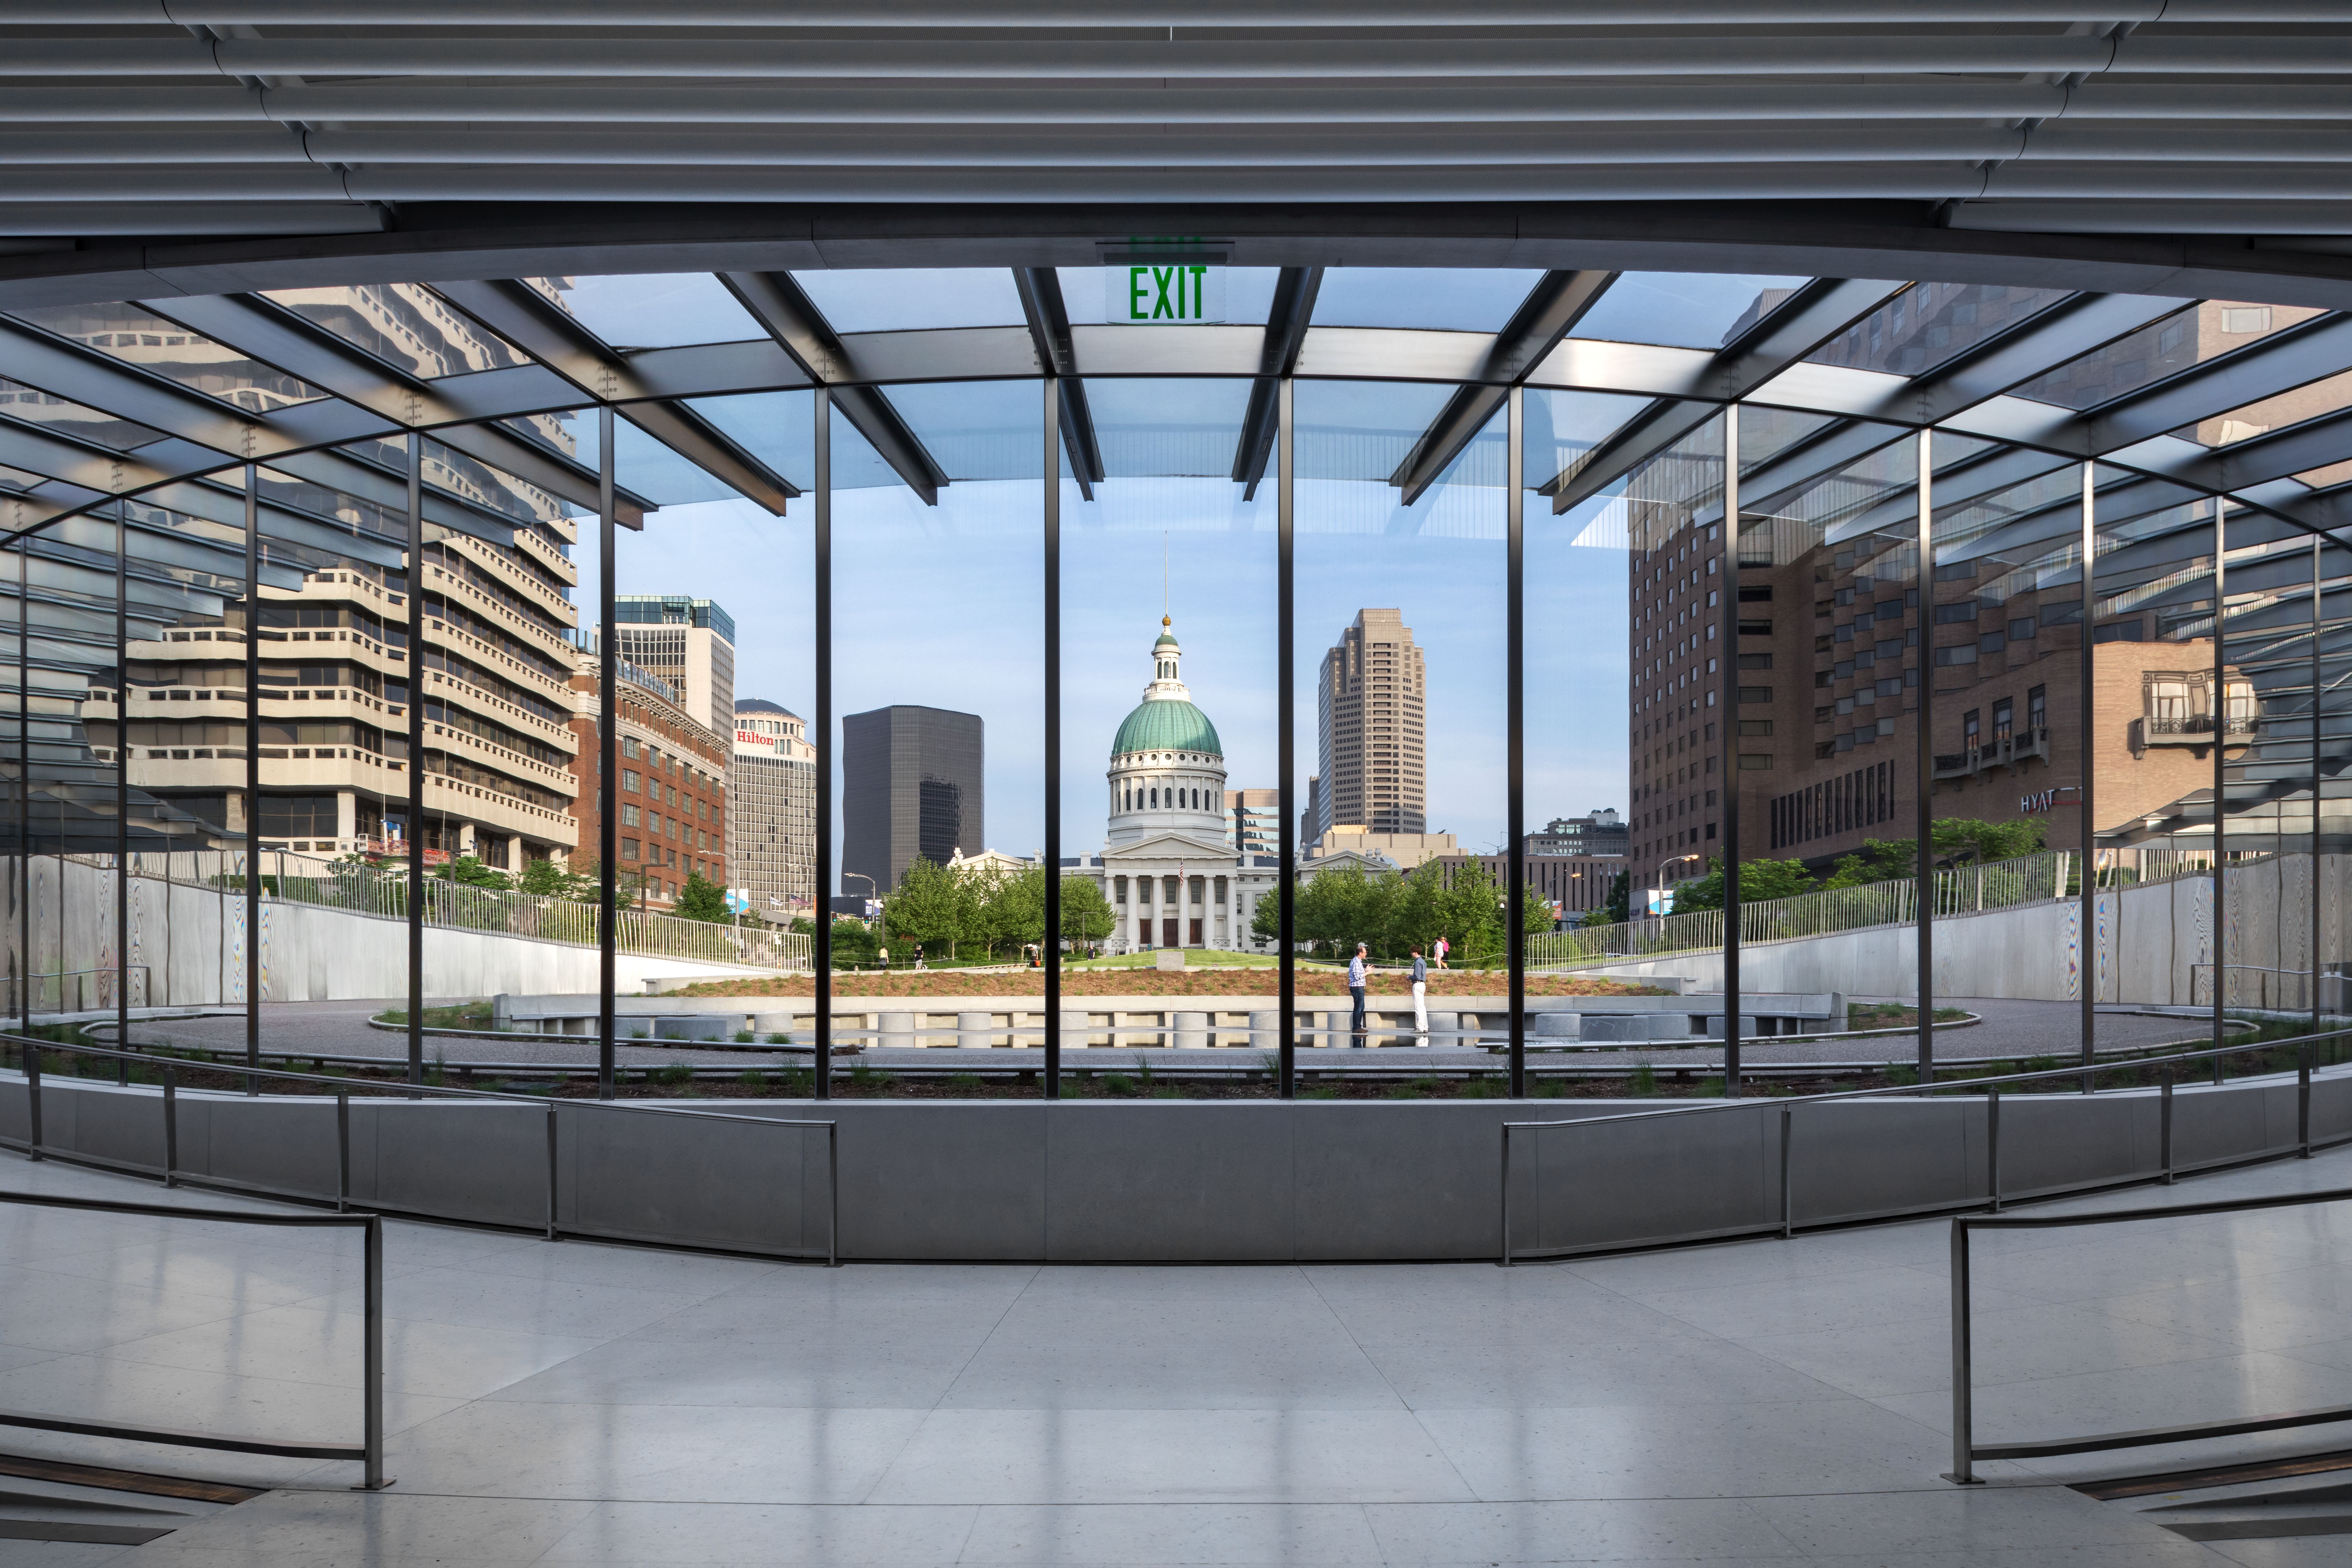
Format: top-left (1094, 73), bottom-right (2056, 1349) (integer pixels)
top-left (1348, 944), bottom-right (1369, 1046)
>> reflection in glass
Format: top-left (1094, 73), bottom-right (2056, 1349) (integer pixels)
top-left (7, 303), bottom-right (328, 413)
top-left (1807, 282), bottom-right (2072, 379)
top-left (1309, 268), bottom-right (1545, 332)
top-left (264, 284), bottom-right (533, 377)
top-left (1572, 272), bottom-right (1813, 351)
top-left (540, 273), bottom-right (761, 349)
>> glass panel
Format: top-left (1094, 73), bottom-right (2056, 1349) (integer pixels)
top-left (1525, 391), bottom-right (1632, 971)
top-left (1063, 378), bottom-right (1274, 1051)
top-left (1572, 272), bottom-right (1811, 351)
top-left (1308, 268), bottom-right (1545, 331)
top-left (1294, 378), bottom-right (1505, 1070)
top-left (537, 273), bottom-right (761, 350)
top-left (788, 268), bottom-right (1027, 333)
top-left (0, 377), bottom-right (169, 453)
top-left (829, 381), bottom-right (1040, 1055)
top-left (265, 284), bottom-right (533, 377)
top-left (5, 303), bottom-right (329, 413)
top-left (2002, 299), bottom-right (2307, 412)
top-left (1806, 282), bottom-right (2074, 379)
top-left (2179, 368), bottom-right (2352, 454)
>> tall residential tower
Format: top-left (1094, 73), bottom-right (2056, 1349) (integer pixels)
top-left (1314, 609), bottom-right (1427, 840)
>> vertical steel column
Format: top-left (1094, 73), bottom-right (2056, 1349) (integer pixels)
top-left (13, 534), bottom-right (24, 1031)
top-left (2079, 462), bottom-right (2097, 1072)
top-left (359, 1214), bottom-right (385, 1490)
top-left (113, 503), bottom-right (128, 1084)
top-left (405, 434), bottom-right (426, 1089)
top-left (2313, 532), bottom-right (2325, 1029)
top-left (1915, 430), bottom-right (1936, 1085)
top-left (2214, 501), bottom-right (2229, 1054)
top-left (1720, 406), bottom-right (1744, 1096)
top-left (1506, 385), bottom-right (1527, 1098)
top-left (813, 388), bottom-right (833, 1100)
top-left (1945, 1219), bottom-right (1977, 1485)
top-left (1042, 378), bottom-right (1062, 1098)
top-left (597, 408), bottom-right (618, 1099)
top-left (243, 466), bottom-right (260, 1087)
top-left (1276, 377), bottom-right (1296, 1099)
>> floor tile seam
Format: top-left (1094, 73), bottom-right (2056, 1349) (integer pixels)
top-left (1294, 1266), bottom-right (1424, 1415)
top-left (68, 1334), bottom-right (574, 1406)
top-left (858, 1263), bottom-right (1047, 1505)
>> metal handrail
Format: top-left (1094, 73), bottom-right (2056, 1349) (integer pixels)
top-left (0, 1189), bottom-right (387, 1489)
top-left (1944, 1184), bottom-right (2352, 1485)
top-left (0, 1030), bottom-right (840, 1266)
top-left (1499, 1023), bottom-right (2348, 1265)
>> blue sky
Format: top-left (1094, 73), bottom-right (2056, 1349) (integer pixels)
top-left (568, 266), bottom-right (1640, 880)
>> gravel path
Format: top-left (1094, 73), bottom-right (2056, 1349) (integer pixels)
top-left (107, 994), bottom-right (2227, 1073)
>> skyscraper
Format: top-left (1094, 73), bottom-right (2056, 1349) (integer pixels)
top-left (613, 595), bottom-right (735, 735)
top-left (1314, 609), bottom-right (1427, 839)
top-left (728, 698), bottom-right (818, 921)
top-left (841, 704), bottom-right (984, 895)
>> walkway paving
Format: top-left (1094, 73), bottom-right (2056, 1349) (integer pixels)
top-left (4, 1132), bottom-right (2350, 1561)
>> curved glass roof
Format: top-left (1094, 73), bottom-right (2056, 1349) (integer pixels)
top-left (1, 263), bottom-right (2346, 578)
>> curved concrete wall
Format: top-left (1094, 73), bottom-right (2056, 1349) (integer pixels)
top-left (4, 1067), bottom-right (2344, 1261)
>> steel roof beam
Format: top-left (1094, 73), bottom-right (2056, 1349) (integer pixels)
top-left (714, 270), bottom-right (945, 506)
top-left (1392, 269), bottom-right (1614, 505)
top-left (1232, 266), bottom-right (1323, 500)
top-left (1012, 266), bottom-right (1102, 502)
top-left (434, 277), bottom-right (796, 517)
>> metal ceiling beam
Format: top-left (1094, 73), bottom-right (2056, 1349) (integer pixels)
top-left (1011, 266), bottom-right (1102, 502)
top-left (6, 32), bottom-right (2328, 79)
top-left (433, 277), bottom-right (796, 517)
top-left (716, 270), bottom-right (946, 506)
top-left (1392, 269), bottom-right (1614, 505)
top-left (1545, 277), bottom-right (1902, 516)
top-left (24, 80), bottom-right (2352, 127)
top-left (1233, 266), bottom-right (1322, 501)
top-left (1902, 293), bottom-right (2189, 429)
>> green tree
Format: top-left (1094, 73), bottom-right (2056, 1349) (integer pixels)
top-left (1592, 869), bottom-right (1630, 926)
top-left (1932, 816), bottom-right (2046, 867)
top-left (1435, 856), bottom-right (1508, 965)
top-left (1664, 854), bottom-right (1817, 912)
top-left (884, 854), bottom-right (966, 958)
top-left (517, 856), bottom-right (592, 898)
top-left (673, 869), bottom-right (732, 923)
top-left (431, 854), bottom-right (511, 890)
top-left (1059, 874), bottom-right (1116, 952)
top-left (970, 866), bottom-right (1042, 958)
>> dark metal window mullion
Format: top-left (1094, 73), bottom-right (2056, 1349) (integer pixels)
top-left (114, 500), bottom-right (128, 1085)
top-left (406, 433), bottom-right (426, 1090)
top-left (243, 464), bottom-right (260, 1090)
top-left (1043, 376), bottom-right (1062, 1098)
top-left (1506, 385), bottom-right (1526, 1098)
top-left (598, 407), bottom-right (618, 1100)
top-left (1916, 429), bottom-right (1935, 1087)
top-left (1278, 376), bottom-right (1296, 1099)
top-left (1721, 405), bottom-right (1743, 1098)
top-left (813, 387), bottom-right (833, 1101)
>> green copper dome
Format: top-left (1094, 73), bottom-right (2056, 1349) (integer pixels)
top-left (1154, 630), bottom-right (1179, 650)
top-left (1112, 697), bottom-right (1222, 757)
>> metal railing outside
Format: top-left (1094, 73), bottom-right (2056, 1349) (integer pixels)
top-left (1499, 1026), bottom-right (2350, 1265)
top-left (2190, 961), bottom-right (2349, 1013)
top-left (0, 1189), bottom-right (387, 1489)
top-left (1945, 1184), bottom-right (2352, 1485)
top-left (0, 1030), bottom-right (840, 1266)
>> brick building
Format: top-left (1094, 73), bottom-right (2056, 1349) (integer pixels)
top-left (567, 655), bottom-right (729, 911)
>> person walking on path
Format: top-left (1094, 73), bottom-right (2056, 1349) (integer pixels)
top-left (1434, 935), bottom-right (1450, 970)
top-left (1409, 946), bottom-right (1429, 1042)
top-left (1348, 944), bottom-right (1370, 1046)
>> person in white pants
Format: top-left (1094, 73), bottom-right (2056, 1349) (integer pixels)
top-left (1409, 946), bottom-right (1429, 1043)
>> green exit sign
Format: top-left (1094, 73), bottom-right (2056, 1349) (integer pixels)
top-left (1108, 264), bottom-right (1223, 324)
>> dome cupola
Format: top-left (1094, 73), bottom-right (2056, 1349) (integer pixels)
top-left (1105, 616), bottom-right (1227, 846)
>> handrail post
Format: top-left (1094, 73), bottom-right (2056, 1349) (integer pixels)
top-left (827, 1121), bottom-right (840, 1268)
top-left (336, 1087), bottom-right (351, 1213)
top-left (1779, 1102), bottom-right (1794, 1239)
top-left (1986, 1083), bottom-right (2001, 1213)
top-left (1943, 1218), bottom-right (1980, 1484)
top-left (356, 1214), bottom-right (388, 1491)
top-left (23, 1031), bottom-right (40, 1160)
top-left (543, 1099), bottom-right (559, 1242)
top-left (162, 1068), bottom-right (177, 1188)
top-left (2300, 1042), bottom-right (2314, 1158)
top-left (1498, 1123), bottom-right (1513, 1267)
top-left (2161, 1072), bottom-right (2176, 1184)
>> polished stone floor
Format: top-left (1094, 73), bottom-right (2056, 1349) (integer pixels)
top-left (4, 1145), bottom-right (2352, 1563)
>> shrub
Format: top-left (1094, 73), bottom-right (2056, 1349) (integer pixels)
top-left (653, 1061), bottom-right (692, 1087)
top-left (735, 1029), bottom-right (755, 1044)
top-left (739, 1070), bottom-right (768, 1092)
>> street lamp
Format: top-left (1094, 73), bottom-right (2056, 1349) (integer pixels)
top-left (841, 872), bottom-right (879, 969)
top-left (1654, 853), bottom-right (1703, 921)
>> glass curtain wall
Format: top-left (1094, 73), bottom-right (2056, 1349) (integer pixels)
top-left (1059, 378), bottom-right (1274, 1050)
top-left (1293, 379), bottom-right (1507, 1060)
